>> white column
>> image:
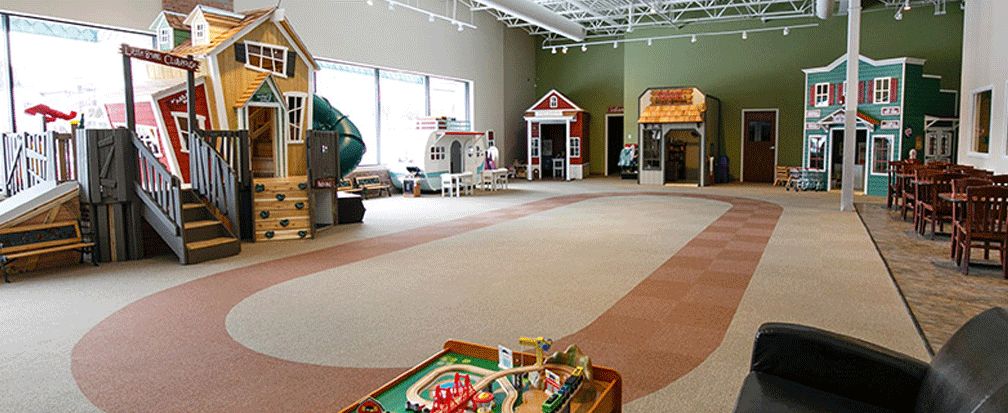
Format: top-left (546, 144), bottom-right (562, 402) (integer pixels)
top-left (841, 0), bottom-right (861, 211)
top-left (527, 120), bottom-right (533, 180)
top-left (565, 120), bottom-right (572, 180)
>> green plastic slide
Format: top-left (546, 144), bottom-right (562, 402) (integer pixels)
top-left (312, 95), bottom-right (367, 178)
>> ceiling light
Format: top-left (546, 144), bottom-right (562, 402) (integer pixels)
top-left (903, 0), bottom-right (912, 11)
top-left (457, 23), bottom-right (464, 31)
top-left (626, 26), bottom-right (633, 33)
top-left (551, 47), bottom-right (556, 54)
top-left (894, 10), bottom-right (903, 20)
top-left (613, 41), bottom-right (618, 48)
top-left (388, 2), bottom-right (394, 10)
top-left (562, 46), bottom-right (568, 54)
top-left (742, 31), bottom-right (748, 40)
top-left (647, 38), bottom-right (653, 46)
top-left (366, 0), bottom-right (373, 5)
top-left (783, 26), bottom-right (790, 36)
top-left (429, 14), bottom-right (435, 22)
top-left (581, 44), bottom-right (587, 52)
top-left (691, 34), bottom-right (697, 43)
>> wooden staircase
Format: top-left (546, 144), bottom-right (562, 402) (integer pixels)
top-left (252, 176), bottom-right (312, 241)
top-left (180, 189), bottom-right (240, 263)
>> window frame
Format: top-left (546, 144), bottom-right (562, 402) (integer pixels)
top-left (284, 92), bottom-right (307, 143)
top-left (969, 85), bottom-right (994, 156)
top-left (530, 138), bottom-right (540, 157)
top-left (170, 111), bottom-right (207, 153)
top-left (192, 21), bottom-right (207, 45)
top-left (807, 135), bottom-right (827, 171)
top-left (569, 137), bottom-right (581, 157)
top-left (870, 134), bottom-right (894, 176)
top-left (244, 40), bottom-right (289, 78)
top-left (814, 83), bottom-right (830, 108)
top-left (873, 77), bottom-right (892, 104)
top-left (157, 26), bottom-right (171, 50)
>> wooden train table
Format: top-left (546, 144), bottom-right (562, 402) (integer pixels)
top-left (339, 340), bottom-right (622, 413)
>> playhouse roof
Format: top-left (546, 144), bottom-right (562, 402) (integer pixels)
top-left (802, 55), bottom-right (927, 74)
top-left (526, 89), bottom-right (583, 113)
top-left (233, 71), bottom-right (273, 108)
top-left (170, 7), bottom-right (319, 71)
top-left (638, 87), bottom-right (707, 124)
top-left (149, 11), bottom-right (189, 31)
top-left (816, 108), bottom-right (880, 128)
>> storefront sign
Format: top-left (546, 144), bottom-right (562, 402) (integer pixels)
top-left (805, 122), bottom-right (820, 130)
top-left (881, 106), bottom-right (902, 116)
top-left (881, 120), bottom-right (901, 129)
top-left (120, 44), bottom-right (200, 72)
top-left (805, 109), bottom-right (821, 118)
top-left (607, 105), bottom-right (624, 114)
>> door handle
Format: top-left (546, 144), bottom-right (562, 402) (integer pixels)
top-left (770, 146), bottom-right (776, 150)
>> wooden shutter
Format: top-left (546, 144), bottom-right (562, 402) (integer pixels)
top-left (838, 83), bottom-right (845, 105)
top-left (890, 78), bottom-right (898, 103)
top-left (285, 51), bottom-right (297, 77)
top-left (858, 82), bottom-right (864, 103)
top-left (828, 84), bottom-right (835, 105)
top-left (809, 85), bottom-right (815, 106)
top-left (234, 42), bottom-right (247, 63)
top-left (866, 80), bottom-right (874, 103)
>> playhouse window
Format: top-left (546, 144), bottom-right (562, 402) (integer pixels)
top-left (642, 128), bottom-right (661, 170)
top-left (172, 112), bottom-right (207, 153)
top-left (137, 126), bottom-right (163, 157)
top-left (157, 27), bottom-right (171, 50)
top-left (430, 146), bottom-right (445, 160)
top-left (873, 78), bottom-right (891, 104)
top-left (192, 22), bottom-right (207, 45)
top-left (871, 135), bottom-right (892, 175)
top-left (285, 93), bottom-right (306, 143)
top-left (531, 138), bottom-right (540, 157)
top-left (814, 83), bottom-right (830, 107)
top-left (569, 137), bottom-right (581, 157)
top-left (245, 42), bottom-right (288, 76)
top-left (972, 89), bottom-right (992, 153)
top-left (808, 135), bottom-right (826, 171)
top-left (549, 96), bottom-right (558, 108)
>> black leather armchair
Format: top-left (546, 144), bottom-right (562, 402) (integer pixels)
top-left (733, 307), bottom-right (1008, 413)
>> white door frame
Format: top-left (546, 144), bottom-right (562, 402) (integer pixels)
top-left (739, 108), bottom-right (780, 182)
top-left (826, 126), bottom-right (871, 194)
top-left (240, 102), bottom-right (287, 177)
top-left (604, 113), bottom-right (623, 176)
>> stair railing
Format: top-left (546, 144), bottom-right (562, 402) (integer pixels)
top-left (1, 131), bottom-right (74, 197)
top-left (190, 130), bottom-right (243, 234)
top-left (132, 132), bottom-right (185, 252)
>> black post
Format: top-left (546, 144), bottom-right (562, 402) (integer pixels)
top-left (186, 64), bottom-right (197, 178)
top-left (122, 49), bottom-right (136, 133)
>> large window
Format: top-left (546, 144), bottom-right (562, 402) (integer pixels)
top-left (871, 135), bottom-right (892, 175)
top-left (314, 59), bottom-right (472, 166)
top-left (973, 89), bottom-right (992, 153)
top-left (379, 70), bottom-right (427, 165)
top-left (2, 14), bottom-right (155, 133)
top-left (814, 83), bottom-right (830, 107)
top-left (285, 92), bottom-right (306, 143)
top-left (245, 41), bottom-right (288, 77)
top-left (873, 77), bottom-right (892, 104)
top-left (808, 135), bottom-right (826, 171)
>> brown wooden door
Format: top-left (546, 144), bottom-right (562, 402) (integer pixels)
top-left (743, 110), bottom-right (777, 183)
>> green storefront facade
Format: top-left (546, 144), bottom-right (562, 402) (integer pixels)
top-left (802, 55), bottom-right (958, 196)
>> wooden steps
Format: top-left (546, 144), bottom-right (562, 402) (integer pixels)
top-left (252, 176), bottom-right (312, 242)
top-left (178, 190), bottom-right (240, 264)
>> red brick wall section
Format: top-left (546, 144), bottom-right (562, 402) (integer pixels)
top-left (163, 0), bottom-right (234, 13)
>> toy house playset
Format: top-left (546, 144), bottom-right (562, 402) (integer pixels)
top-left (524, 90), bottom-right (589, 181)
top-left (637, 87), bottom-right (721, 187)
top-left (802, 55), bottom-right (958, 196)
top-left (388, 117), bottom-right (489, 192)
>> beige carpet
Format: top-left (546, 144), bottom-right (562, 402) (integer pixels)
top-left (0, 179), bottom-right (928, 412)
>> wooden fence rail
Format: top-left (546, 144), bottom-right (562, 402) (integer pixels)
top-left (191, 130), bottom-right (241, 233)
top-left (133, 132), bottom-right (184, 242)
top-left (1, 132), bottom-right (76, 197)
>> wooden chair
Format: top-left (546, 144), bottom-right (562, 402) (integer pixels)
top-left (989, 175), bottom-right (1008, 186)
top-left (904, 167), bottom-right (939, 221)
top-left (917, 172), bottom-right (965, 237)
top-left (887, 161), bottom-right (906, 209)
top-left (951, 177), bottom-right (993, 259)
top-left (967, 169), bottom-right (995, 178)
top-left (954, 185), bottom-right (1008, 277)
top-left (773, 166), bottom-right (791, 187)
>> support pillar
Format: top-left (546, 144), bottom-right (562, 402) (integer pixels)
top-left (840, 0), bottom-right (861, 211)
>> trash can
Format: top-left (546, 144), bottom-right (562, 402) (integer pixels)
top-left (716, 155), bottom-right (729, 184)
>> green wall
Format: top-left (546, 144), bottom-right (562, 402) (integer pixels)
top-left (536, 45), bottom-right (624, 175)
top-left (535, 6), bottom-right (962, 180)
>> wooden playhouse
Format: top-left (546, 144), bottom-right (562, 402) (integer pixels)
top-left (637, 87), bottom-right (721, 186)
top-left (524, 90), bottom-right (590, 180)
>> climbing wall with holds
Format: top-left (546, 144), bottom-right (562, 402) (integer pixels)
top-left (252, 177), bottom-right (313, 241)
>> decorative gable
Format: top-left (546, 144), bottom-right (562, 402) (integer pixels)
top-left (527, 90), bottom-right (581, 112)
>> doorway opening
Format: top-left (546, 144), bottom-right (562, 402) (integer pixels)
top-left (249, 106), bottom-right (278, 178)
top-left (540, 123), bottom-right (566, 179)
top-left (606, 115), bottom-right (624, 176)
top-left (829, 129), bottom-right (867, 191)
top-left (450, 140), bottom-right (463, 173)
top-left (664, 129), bottom-right (700, 184)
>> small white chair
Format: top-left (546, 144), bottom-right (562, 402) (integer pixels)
top-left (552, 158), bottom-right (564, 179)
top-left (481, 170), bottom-right (495, 191)
top-left (494, 168), bottom-right (509, 190)
top-left (458, 172), bottom-right (475, 195)
top-left (441, 174), bottom-right (456, 197)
